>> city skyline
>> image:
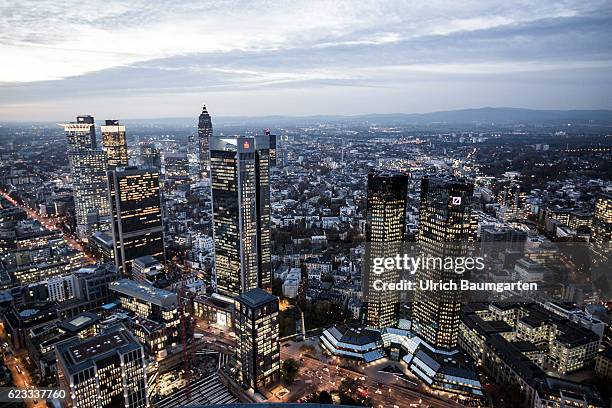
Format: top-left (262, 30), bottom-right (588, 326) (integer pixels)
top-left (1, 1), bottom-right (612, 120)
top-left (0, 1), bottom-right (611, 404)
top-left (0, 102), bottom-right (610, 407)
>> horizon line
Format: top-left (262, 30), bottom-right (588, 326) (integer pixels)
top-left (2, 106), bottom-right (612, 124)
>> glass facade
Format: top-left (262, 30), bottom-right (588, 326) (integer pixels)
top-left (210, 136), bottom-right (271, 298)
top-left (108, 167), bottom-right (164, 274)
top-left (101, 120), bottom-right (129, 169)
top-left (413, 176), bottom-right (477, 351)
top-left (198, 105), bottom-right (213, 179)
top-left (364, 169), bottom-right (408, 329)
top-left (63, 116), bottom-right (111, 239)
top-left (56, 326), bottom-right (148, 408)
top-left (234, 288), bottom-right (280, 391)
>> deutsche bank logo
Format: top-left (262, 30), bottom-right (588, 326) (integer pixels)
top-left (452, 196), bottom-right (462, 205)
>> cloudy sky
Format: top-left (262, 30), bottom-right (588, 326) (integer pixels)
top-left (1, 0), bottom-right (611, 121)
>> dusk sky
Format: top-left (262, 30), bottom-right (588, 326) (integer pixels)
top-left (1, 0), bottom-right (612, 121)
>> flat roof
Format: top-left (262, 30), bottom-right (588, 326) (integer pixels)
top-left (56, 325), bottom-right (141, 375)
top-left (109, 279), bottom-right (177, 307)
top-left (57, 312), bottom-right (100, 333)
top-left (132, 255), bottom-right (161, 267)
top-left (237, 287), bottom-right (277, 308)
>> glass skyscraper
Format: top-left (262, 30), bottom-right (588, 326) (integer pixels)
top-left (363, 169), bottom-right (408, 329)
top-left (591, 193), bottom-right (611, 296)
top-left (198, 105), bottom-right (213, 179)
top-left (264, 129), bottom-right (277, 167)
top-left (107, 166), bottom-right (164, 274)
top-left (210, 135), bottom-right (271, 298)
top-left (234, 288), bottom-right (280, 391)
top-left (101, 119), bottom-right (128, 169)
top-left (412, 175), bottom-right (476, 351)
top-left (62, 115), bottom-right (111, 240)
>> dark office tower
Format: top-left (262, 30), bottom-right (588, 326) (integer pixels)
top-left (234, 288), bottom-right (280, 391)
top-left (412, 176), bottom-right (476, 351)
top-left (62, 116), bottom-right (110, 239)
top-left (56, 324), bottom-right (148, 408)
top-left (264, 129), bottom-right (277, 166)
top-left (210, 135), bottom-right (271, 298)
top-left (363, 170), bottom-right (407, 329)
top-left (139, 143), bottom-right (161, 170)
top-left (101, 120), bottom-right (128, 169)
top-left (198, 105), bottom-right (213, 179)
top-left (107, 166), bottom-right (164, 274)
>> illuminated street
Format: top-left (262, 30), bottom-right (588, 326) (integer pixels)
top-left (0, 188), bottom-right (93, 261)
top-left (0, 322), bottom-right (46, 408)
top-left (279, 339), bottom-right (461, 408)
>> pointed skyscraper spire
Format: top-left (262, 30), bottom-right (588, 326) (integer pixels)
top-left (198, 104), bottom-right (213, 179)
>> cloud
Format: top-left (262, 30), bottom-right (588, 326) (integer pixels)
top-left (2, 0), bottom-right (609, 82)
top-left (0, 0), bottom-right (611, 118)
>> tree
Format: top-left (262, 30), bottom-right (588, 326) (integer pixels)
top-left (279, 315), bottom-right (295, 337)
top-left (272, 277), bottom-right (284, 296)
top-left (281, 358), bottom-right (301, 384)
top-left (318, 390), bottom-right (333, 404)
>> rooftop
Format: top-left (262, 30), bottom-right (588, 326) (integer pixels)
top-left (56, 325), bottom-right (142, 375)
top-left (109, 279), bottom-right (177, 307)
top-left (236, 287), bottom-right (277, 308)
top-left (132, 255), bottom-right (162, 268)
top-left (57, 312), bottom-right (100, 333)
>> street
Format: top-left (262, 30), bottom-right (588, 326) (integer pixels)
top-left (0, 188), bottom-right (93, 261)
top-left (279, 340), bottom-right (461, 408)
top-left (0, 322), bottom-right (47, 408)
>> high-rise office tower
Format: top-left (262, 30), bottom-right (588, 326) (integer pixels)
top-left (500, 181), bottom-right (525, 222)
top-left (198, 105), bottom-right (213, 179)
top-left (210, 135), bottom-right (271, 298)
top-left (363, 170), bottom-right (407, 329)
top-left (62, 116), bottom-right (111, 239)
top-left (139, 143), bottom-right (161, 170)
top-left (412, 175), bottom-right (476, 351)
top-left (187, 134), bottom-right (201, 181)
top-left (234, 288), bottom-right (280, 391)
top-left (591, 193), bottom-right (611, 296)
top-left (107, 166), bottom-right (164, 274)
top-left (70, 151), bottom-right (111, 239)
top-left (592, 193), bottom-right (612, 244)
top-left (101, 120), bottom-right (128, 169)
top-left (56, 324), bottom-right (148, 408)
top-left (264, 129), bottom-right (277, 167)
top-left (65, 115), bottom-right (96, 153)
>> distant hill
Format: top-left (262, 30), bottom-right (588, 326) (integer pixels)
top-left (353, 107), bottom-right (612, 125)
top-left (121, 107), bottom-right (612, 126)
top-left (3, 107), bottom-right (612, 127)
